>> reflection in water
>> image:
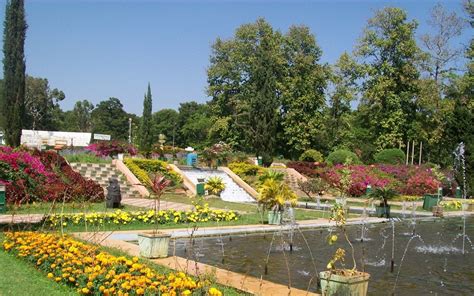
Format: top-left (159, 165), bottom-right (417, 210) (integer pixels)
top-left (172, 217), bottom-right (474, 295)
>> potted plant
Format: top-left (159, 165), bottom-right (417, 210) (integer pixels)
top-left (257, 179), bottom-right (297, 225)
top-left (369, 187), bottom-right (398, 218)
top-left (320, 203), bottom-right (370, 296)
top-left (138, 175), bottom-right (172, 258)
top-left (333, 160), bottom-right (353, 210)
top-left (204, 176), bottom-right (226, 196)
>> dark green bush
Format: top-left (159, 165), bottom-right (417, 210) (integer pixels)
top-left (374, 148), bottom-right (405, 164)
top-left (326, 149), bottom-right (361, 165)
top-left (299, 149), bottom-right (324, 162)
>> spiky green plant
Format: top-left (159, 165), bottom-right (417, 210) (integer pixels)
top-left (204, 176), bottom-right (226, 195)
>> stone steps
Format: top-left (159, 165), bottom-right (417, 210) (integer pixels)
top-left (70, 163), bottom-right (142, 199)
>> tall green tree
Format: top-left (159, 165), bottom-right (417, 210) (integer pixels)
top-left (151, 108), bottom-right (179, 145)
top-left (356, 7), bottom-right (421, 150)
top-left (208, 18), bottom-right (284, 161)
top-left (139, 84), bottom-right (153, 156)
top-left (91, 97), bottom-right (129, 141)
top-left (177, 101), bottom-right (212, 149)
top-left (420, 3), bottom-right (466, 85)
top-left (70, 100), bottom-right (94, 132)
top-left (280, 25), bottom-right (329, 158)
top-left (243, 22), bottom-right (282, 164)
top-left (325, 52), bottom-right (360, 151)
top-left (2, 0), bottom-right (27, 146)
top-left (24, 75), bottom-right (65, 130)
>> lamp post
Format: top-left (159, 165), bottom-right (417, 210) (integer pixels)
top-left (128, 118), bottom-right (132, 144)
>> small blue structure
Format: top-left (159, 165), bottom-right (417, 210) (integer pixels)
top-left (186, 153), bottom-right (197, 167)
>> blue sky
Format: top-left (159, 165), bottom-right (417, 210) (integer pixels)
top-left (0, 0), bottom-right (470, 115)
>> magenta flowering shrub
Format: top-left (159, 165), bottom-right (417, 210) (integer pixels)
top-left (290, 160), bottom-right (443, 197)
top-left (405, 169), bottom-right (441, 195)
top-left (86, 141), bottom-right (137, 157)
top-left (0, 147), bottom-right (104, 205)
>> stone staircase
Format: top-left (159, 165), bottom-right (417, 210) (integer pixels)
top-left (70, 163), bottom-right (142, 199)
top-left (274, 168), bottom-right (307, 197)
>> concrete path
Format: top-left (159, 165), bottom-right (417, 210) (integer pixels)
top-left (0, 213), bottom-right (44, 224)
top-left (297, 201), bottom-right (435, 217)
top-left (121, 197), bottom-right (195, 211)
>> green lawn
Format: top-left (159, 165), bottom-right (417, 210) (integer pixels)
top-left (4, 201), bottom-right (143, 215)
top-left (0, 248), bottom-right (78, 296)
top-left (63, 153), bottom-right (112, 164)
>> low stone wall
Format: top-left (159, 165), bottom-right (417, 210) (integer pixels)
top-left (219, 166), bottom-right (258, 199)
top-left (168, 164), bottom-right (197, 196)
top-left (113, 159), bottom-right (150, 198)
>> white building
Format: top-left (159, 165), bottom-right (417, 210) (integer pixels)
top-left (20, 130), bottom-right (93, 148)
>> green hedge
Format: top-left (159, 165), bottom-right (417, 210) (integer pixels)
top-left (124, 158), bottom-right (182, 186)
top-left (374, 148), bottom-right (405, 164)
top-left (326, 149), bottom-right (361, 165)
top-left (228, 162), bottom-right (264, 177)
top-left (299, 149), bottom-right (324, 162)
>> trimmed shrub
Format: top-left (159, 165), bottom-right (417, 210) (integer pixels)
top-left (124, 158), bottom-right (182, 186)
top-left (326, 149), bottom-right (361, 165)
top-left (374, 148), bottom-right (405, 164)
top-left (287, 161), bottom-right (326, 178)
top-left (228, 162), bottom-right (263, 177)
top-left (299, 149), bottom-right (324, 162)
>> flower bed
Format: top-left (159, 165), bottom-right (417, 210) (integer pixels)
top-left (86, 141), bottom-right (137, 158)
top-left (2, 231), bottom-right (222, 295)
top-left (289, 161), bottom-right (442, 197)
top-left (44, 204), bottom-right (239, 227)
top-left (0, 147), bottom-right (103, 204)
top-left (124, 158), bottom-right (182, 187)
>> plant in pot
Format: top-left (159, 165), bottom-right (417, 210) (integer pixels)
top-left (320, 203), bottom-right (370, 296)
top-left (257, 179), bottom-right (297, 225)
top-left (333, 160), bottom-right (353, 209)
top-left (369, 187), bottom-right (398, 218)
top-left (137, 175), bottom-right (172, 258)
top-left (204, 176), bottom-right (226, 197)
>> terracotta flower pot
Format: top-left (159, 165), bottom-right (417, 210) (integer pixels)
top-left (320, 270), bottom-right (370, 296)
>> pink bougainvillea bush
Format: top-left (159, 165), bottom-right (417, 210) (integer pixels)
top-left (0, 146), bottom-right (104, 205)
top-left (290, 161), bottom-right (442, 197)
top-left (85, 141), bottom-right (137, 158)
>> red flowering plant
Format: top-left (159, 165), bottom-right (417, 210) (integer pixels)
top-left (318, 163), bottom-right (442, 197)
top-left (0, 146), bottom-right (56, 204)
top-left (85, 141), bottom-right (137, 158)
top-left (201, 142), bottom-right (232, 168)
top-left (286, 161), bottom-right (327, 178)
top-left (0, 147), bottom-right (104, 205)
top-left (150, 175), bottom-right (172, 234)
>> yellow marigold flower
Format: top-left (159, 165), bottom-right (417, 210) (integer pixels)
top-left (81, 287), bottom-right (90, 294)
top-left (209, 287), bottom-right (222, 296)
top-left (47, 273), bottom-right (54, 278)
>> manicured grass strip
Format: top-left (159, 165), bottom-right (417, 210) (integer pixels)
top-left (63, 153), bottom-right (112, 164)
top-left (0, 248), bottom-right (78, 296)
top-left (5, 202), bottom-right (143, 215)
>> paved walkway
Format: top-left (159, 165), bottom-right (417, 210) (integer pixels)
top-left (121, 198), bottom-right (194, 211)
top-left (297, 201), bottom-right (474, 218)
